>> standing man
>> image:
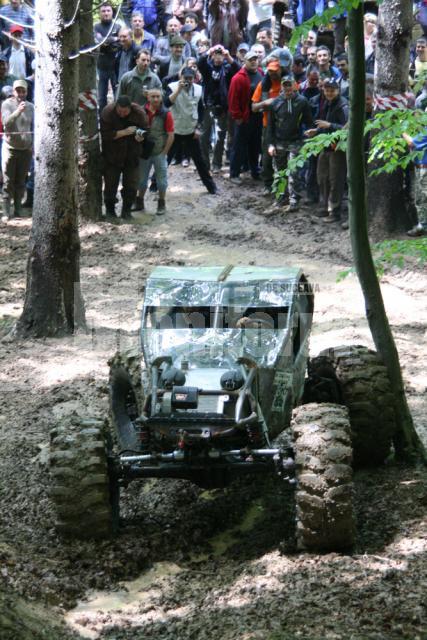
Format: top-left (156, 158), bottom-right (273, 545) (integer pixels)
top-left (3, 24), bottom-right (33, 80)
top-left (316, 45), bottom-right (340, 80)
top-left (157, 35), bottom-right (189, 83)
top-left (165, 67), bottom-right (218, 194)
top-left (94, 2), bottom-right (121, 113)
top-left (198, 44), bottom-right (239, 171)
top-left (266, 75), bottom-right (314, 211)
top-left (252, 58), bottom-right (282, 195)
top-left (131, 11), bottom-right (156, 55)
top-left (228, 49), bottom-right (263, 184)
top-left (1, 78), bottom-right (34, 220)
top-left (153, 17), bottom-right (191, 65)
top-left (138, 88), bottom-right (175, 213)
top-left (0, 0), bottom-right (34, 48)
top-left (123, 0), bottom-right (163, 36)
top-left (403, 130), bottom-right (427, 237)
top-left (115, 27), bottom-right (140, 84)
top-left (305, 78), bottom-right (349, 225)
top-left (116, 49), bottom-right (161, 106)
top-left (100, 95), bottom-right (148, 219)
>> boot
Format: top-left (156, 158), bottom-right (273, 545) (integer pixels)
top-left (131, 195), bottom-right (144, 211)
top-left (22, 189), bottom-right (33, 208)
top-left (104, 202), bottom-right (116, 220)
top-left (2, 197), bottom-right (11, 220)
top-left (121, 202), bottom-right (132, 219)
top-left (157, 198), bottom-right (166, 215)
top-left (14, 199), bottom-right (23, 218)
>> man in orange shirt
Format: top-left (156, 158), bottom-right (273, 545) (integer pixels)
top-left (251, 59), bottom-right (282, 195)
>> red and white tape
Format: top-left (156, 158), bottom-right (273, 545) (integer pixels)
top-left (373, 92), bottom-right (413, 111)
top-left (78, 90), bottom-right (97, 111)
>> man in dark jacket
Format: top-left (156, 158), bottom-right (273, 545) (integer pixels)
top-left (198, 44), bottom-right (239, 171)
top-left (115, 28), bottom-right (140, 83)
top-left (100, 95), bottom-right (148, 219)
top-left (305, 77), bottom-right (348, 225)
top-left (94, 2), bottom-right (121, 113)
top-left (267, 75), bottom-right (314, 211)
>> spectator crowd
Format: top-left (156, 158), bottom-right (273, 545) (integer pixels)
top-left (0, 0), bottom-right (426, 236)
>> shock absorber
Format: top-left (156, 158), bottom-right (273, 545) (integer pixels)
top-left (246, 421), bottom-right (267, 447)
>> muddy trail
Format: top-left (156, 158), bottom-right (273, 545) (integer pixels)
top-left (0, 167), bottom-right (426, 640)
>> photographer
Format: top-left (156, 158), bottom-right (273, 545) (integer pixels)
top-left (100, 95), bottom-right (148, 219)
top-left (198, 44), bottom-right (239, 171)
top-left (165, 67), bottom-right (218, 194)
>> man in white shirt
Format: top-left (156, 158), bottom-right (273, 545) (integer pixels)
top-left (165, 67), bottom-right (218, 194)
top-left (5, 24), bottom-right (29, 79)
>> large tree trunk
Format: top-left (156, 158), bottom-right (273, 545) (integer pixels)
top-left (347, 6), bottom-right (425, 463)
top-left (367, 0), bottom-right (414, 238)
top-left (16, 0), bottom-right (85, 337)
top-left (78, 0), bottom-right (102, 221)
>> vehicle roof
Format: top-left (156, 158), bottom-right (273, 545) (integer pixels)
top-left (147, 265), bottom-right (302, 283)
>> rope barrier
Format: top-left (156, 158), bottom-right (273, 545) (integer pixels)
top-left (373, 92), bottom-right (413, 111)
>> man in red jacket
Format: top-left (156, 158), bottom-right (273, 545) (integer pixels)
top-left (228, 50), bottom-right (263, 185)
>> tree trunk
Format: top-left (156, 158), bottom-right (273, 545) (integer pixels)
top-left (347, 5), bottom-right (425, 463)
top-left (78, 0), bottom-right (103, 221)
top-left (367, 0), bottom-right (414, 238)
top-left (16, 0), bottom-right (86, 337)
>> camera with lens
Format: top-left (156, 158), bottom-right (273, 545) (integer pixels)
top-left (184, 81), bottom-right (190, 88)
top-left (213, 47), bottom-right (223, 54)
top-left (136, 128), bottom-right (146, 137)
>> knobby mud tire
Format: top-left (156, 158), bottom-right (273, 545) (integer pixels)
top-left (292, 403), bottom-right (354, 551)
top-left (108, 349), bottom-right (144, 452)
top-left (49, 416), bottom-right (118, 539)
top-left (308, 345), bottom-right (396, 467)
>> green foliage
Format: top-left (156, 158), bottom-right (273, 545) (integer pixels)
top-left (336, 238), bottom-right (427, 280)
top-left (289, 0), bottom-right (363, 50)
top-left (274, 109), bottom-right (427, 195)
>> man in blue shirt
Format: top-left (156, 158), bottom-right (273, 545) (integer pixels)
top-left (0, 0), bottom-right (33, 48)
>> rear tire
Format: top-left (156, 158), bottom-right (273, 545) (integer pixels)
top-left (292, 403), bottom-right (354, 551)
top-left (49, 416), bottom-right (118, 539)
top-left (306, 345), bottom-right (396, 467)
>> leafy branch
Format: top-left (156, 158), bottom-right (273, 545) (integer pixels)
top-left (274, 109), bottom-right (427, 194)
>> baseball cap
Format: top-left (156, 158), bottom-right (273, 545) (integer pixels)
top-left (182, 67), bottom-right (195, 78)
top-left (10, 24), bottom-right (24, 34)
top-left (244, 50), bottom-right (258, 61)
top-left (323, 77), bottom-right (339, 89)
top-left (13, 79), bottom-right (27, 90)
top-left (281, 74), bottom-right (294, 85)
top-left (267, 60), bottom-right (280, 71)
top-left (237, 43), bottom-right (249, 52)
top-left (170, 35), bottom-right (186, 46)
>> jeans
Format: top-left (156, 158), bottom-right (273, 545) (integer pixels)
top-left (200, 108), bottom-right (228, 170)
top-left (139, 153), bottom-right (168, 193)
top-left (274, 142), bottom-right (304, 203)
top-left (97, 67), bottom-right (117, 114)
top-left (229, 114), bottom-right (262, 178)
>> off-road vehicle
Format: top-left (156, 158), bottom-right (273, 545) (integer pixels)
top-left (49, 266), bottom-right (396, 550)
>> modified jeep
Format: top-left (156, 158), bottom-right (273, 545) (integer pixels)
top-left (49, 266), bottom-right (396, 550)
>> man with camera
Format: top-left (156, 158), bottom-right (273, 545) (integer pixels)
top-left (165, 67), bottom-right (218, 194)
top-left (198, 44), bottom-right (239, 172)
top-left (100, 95), bottom-right (148, 219)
